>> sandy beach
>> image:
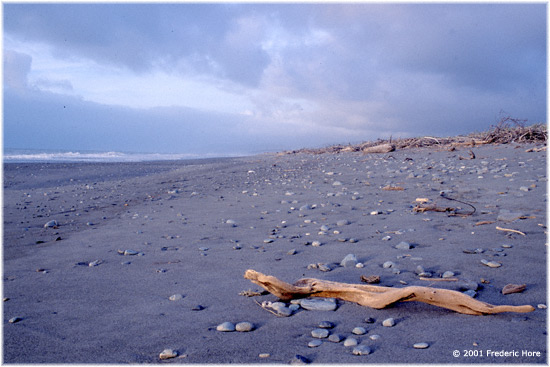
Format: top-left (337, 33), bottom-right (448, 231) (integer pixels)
top-left (3, 143), bottom-right (547, 364)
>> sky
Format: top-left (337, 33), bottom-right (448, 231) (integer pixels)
top-left (3, 3), bottom-right (547, 155)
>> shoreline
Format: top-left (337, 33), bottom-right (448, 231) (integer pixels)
top-left (3, 142), bottom-right (547, 363)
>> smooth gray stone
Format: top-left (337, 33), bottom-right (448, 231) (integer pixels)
top-left (311, 328), bottom-right (330, 339)
top-left (236, 322), bottom-right (254, 332)
top-left (328, 334), bottom-right (343, 343)
top-left (216, 321), bottom-right (236, 332)
top-left (308, 339), bottom-right (323, 347)
top-left (318, 321), bottom-right (335, 329)
top-left (352, 345), bottom-right (372, 355)
top-left (300, 298), bottom-right (337, 311)
top-left (352, 327), bottom-right (367, 335)
top-left (341, 253), bottom-right (358, 268)
top-left (396, 241), bottom-right (412, 250)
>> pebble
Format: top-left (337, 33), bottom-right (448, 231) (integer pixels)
top-left (290, 354), bottom-right (310, 364)
top-left (300, 298), bottom-right (337, 311)
top-left (159, 349), bottom-right (178, 360)
top-left (457, 280), bottom-right (479, 291)
top-left (216, 321), bottom-right (236, 332)
top-left (364, 317), bottom-right (375, 323)
top-left (9, 317), bottom-right (22, 324)
top-left (369, 334), bottom-right (381, 341)
top-left (270, 302), bottom-right (293, 317)
top-left (537, 304), bottom-right (547, 309)
top-left (352, 327), bottom-right (367, 335)
top-left (352, 345), bottom-right (372, 355)
top-left (312, 241), bottom-right (322, 247)
top-left (308, 340), bottom-right (323, 348)
top-left (318, 264), bottom-right (332, 272)
top-left (287, 249), bottom-right (297, 255)
top-left (169, 294), bottom-right (184, 301)
top-left (44, 220), bottom-right (58, 228)
top-left (123, 249), bottom-right (139, 256)
top-left (337, 219), bottom-right (350, 226)
top-left (318, 321), bottom-right (335, 329)
top-left (396, 241), bottom-right (412, 250)
top-left (259, 353), bottom-right (270, 358)
top-left (328, 334), bottom-right (343, 343)
top-left (225, 219), bottom-right (237, 226)
top-left (341, 253), bottom-right (358, 268)
top-left (464, 290), bottom-right (477, 298)
top-left (413, 342), bottom-right (429, 349)
top-left (192, 305), bottom-right (205, 311)
top-left (88, 260), bottom-right (102, 267)
top-left (320, 225), bottom-right (330, 231)
top-left (481, 259), bottom-right (502, 268)
top-left (382, 318), bottom-right (396, 327)
top-left (263, 239), bottom-right (274, 243)
top-left (383, 261), bottom-right (396, 269)
top-left (311, 328), bottom-right (330, 338)
top-left (502, 244), bottom-right (513, 248)
top-left (235, 322), bottom-right (254, 332)
top-left (343, 337), bottom-right (358, 347)
top-left (442, 271), bottom-right (455, 278)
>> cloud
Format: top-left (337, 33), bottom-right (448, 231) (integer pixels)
top-left (2, 3), bottom-right (546, 154)
top-left (3, 49), bottom-right (32, 91)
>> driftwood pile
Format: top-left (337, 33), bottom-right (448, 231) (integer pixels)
top-left (244, 270), bottom-right (535, 316)
top-left (283, 118), bottom-right (546, 155)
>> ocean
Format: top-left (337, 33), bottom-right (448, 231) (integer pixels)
top-left (3, 148), bottom-right (246, 163)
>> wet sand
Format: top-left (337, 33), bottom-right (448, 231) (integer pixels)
top-left (3, 143), bottom-right (547, 363)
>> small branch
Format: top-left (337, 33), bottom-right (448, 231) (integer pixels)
top-left (496, 226), bottom-right (526, 236)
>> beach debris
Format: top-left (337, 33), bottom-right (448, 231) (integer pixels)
top-left (496, 226), bottom-right (526, 236)
top-left (360, 275), bottom-right (380, 284)
top-left (382, 185), bottom-right (404, 191)
top-left (159, 349), bottom-right (178, 360)
top-left (216, 322), bottom-right (236, 332)
top-left (169, 294), bottom-right (184, 301)
top-left (502, 284), bottom-right (526, 295)
top-left (537, 304), bottom-right (547, 309)
top-left (413, 342), bottom-right (430, 349)
top-left (419, 276), bottom-right (457, 282)
top-left (244, 269), bottom-right (535, 315)
top-left (475, 220), bottom-right (496, 226)
top-left (382, 318), bottom-right (396, 327)
top-left (352, 345), bottom-right (372, 355)
top-left (254, 299), bottom-right (293, 317)
top-left (458, 150), bottom-right (476, 160)
top-left (362, 143), bottom-right (395, 154)
top-left (239, 289), bottom-right (266, 297)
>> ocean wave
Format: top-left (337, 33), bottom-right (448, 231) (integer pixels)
top-left (3, 150), bottom-right (221, 163)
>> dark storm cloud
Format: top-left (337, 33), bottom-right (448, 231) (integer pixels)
top-left (2, 3), bottom-right (546, 153)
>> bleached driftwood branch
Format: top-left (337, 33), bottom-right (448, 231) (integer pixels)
top-left (244, 270), bottom-right (534, 316)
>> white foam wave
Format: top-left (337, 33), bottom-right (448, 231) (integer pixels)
top-left (3, 150), bottom-right (221, 163)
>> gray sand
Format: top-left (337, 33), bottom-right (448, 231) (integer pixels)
top-left (3, 144), bottom-right (547, 363)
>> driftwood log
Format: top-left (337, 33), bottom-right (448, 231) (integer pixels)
top-left (244, 270), bottom-right (535, 316)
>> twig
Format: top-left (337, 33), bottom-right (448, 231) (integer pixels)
top-left (496, 226), bottom-right (526, 236)
top-left (419, 277), bottom-right (458, 282)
